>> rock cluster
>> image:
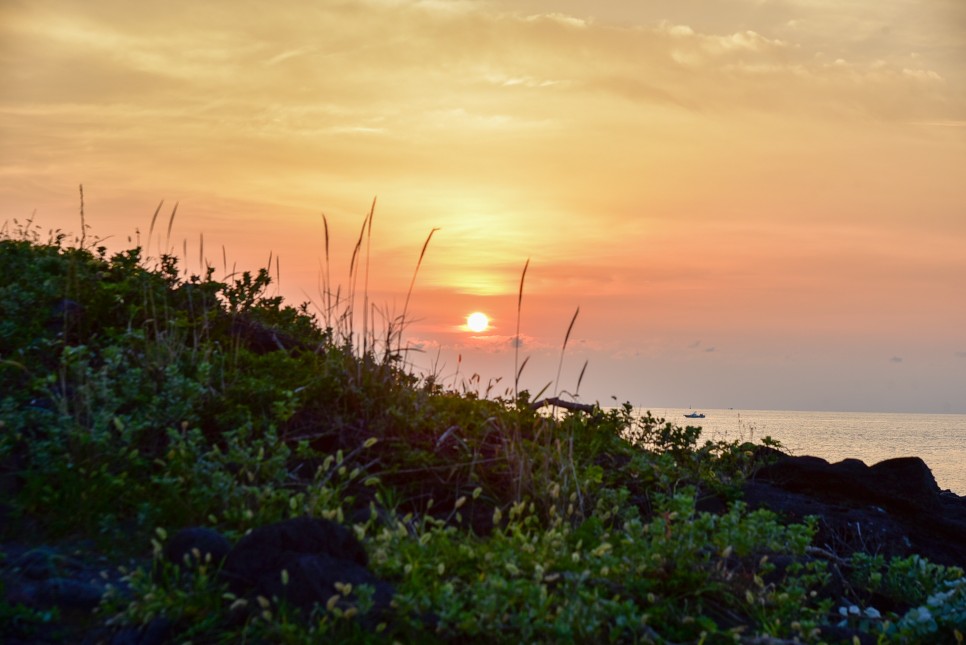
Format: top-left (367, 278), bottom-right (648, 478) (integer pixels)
top-left (4, 458), bottom-right (963, 643)
top-left (114, 517), bottom-right (394, 644)
top-left (1, 517), bottom-right (394, 644)
top-left (746, 453), bottom-right (966, 568)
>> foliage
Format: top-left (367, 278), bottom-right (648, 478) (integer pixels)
top-left (1, 218), bottom-right (962, 643)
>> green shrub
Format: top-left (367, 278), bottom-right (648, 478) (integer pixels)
top-left (4, 218), bottom-right (961, 642)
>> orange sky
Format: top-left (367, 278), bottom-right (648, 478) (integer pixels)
top-left (2, 0), bottom-right (965, 412)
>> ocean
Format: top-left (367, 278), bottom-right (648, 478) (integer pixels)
top-left (640, 408), bottom-right (966, 495)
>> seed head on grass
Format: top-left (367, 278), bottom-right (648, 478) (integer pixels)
top-left (396, 226), bottom-right (439, 355)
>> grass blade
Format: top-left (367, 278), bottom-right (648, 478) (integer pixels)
top-left (78, 184), bottom-right (86, 249)
top-left (363, 197), bottom-right (375, 355)
top-left (397, 226), bottom-right (439, 353)
top-left (322, 213), bottom-right (331, 320)
top-left (514, 259), bottom-right (529, 401)
top-left (553, 307), bottom-right (580, 398)
top-left (165, 202), bottom-right (179, 251)
top-left (515, 355), bottom-right (530, 385)
top-left (147, 200), bottom-right (164, 253)
top-left (575, 359), bottom-right (589, 397)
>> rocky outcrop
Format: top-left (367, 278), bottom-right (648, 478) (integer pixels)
top-left (162, 526), bottom-right (232, 569)
top-left (746, 454), bottom-right (966, 568)
top-left (110, 518), bottom-right (395, 643)
top-left (219, 517), bottom-right (394, 617)
top-left (0, 542), bottom-right (135, 644)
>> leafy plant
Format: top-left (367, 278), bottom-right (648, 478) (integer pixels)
top-left (3, 213), bottom-right (961, 643)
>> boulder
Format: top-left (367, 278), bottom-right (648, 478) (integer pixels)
top-left (163, 527), bottom-right (232, 568)
top-left (221, 517), bottom-right (394, 617)
top-left (750, 454), bottom-right (966, 567)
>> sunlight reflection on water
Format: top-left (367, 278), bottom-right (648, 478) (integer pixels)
top-left (638, 408), bottom-right (966, 495)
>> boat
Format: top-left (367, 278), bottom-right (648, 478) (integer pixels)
top-left (684, 411), bottom-right (705, 419)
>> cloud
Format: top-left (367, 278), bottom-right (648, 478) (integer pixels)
top-left (441, 333), bottom-right (545, 353)
top-left (402, 337), bottom-right (440, 352)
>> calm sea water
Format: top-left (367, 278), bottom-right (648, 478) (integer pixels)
top-left (640, 408), bottom-right (966, 495)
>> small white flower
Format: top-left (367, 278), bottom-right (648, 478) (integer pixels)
top-left (863, 607), bottom-right (881, 619)
top-left (848, 605), bottom-right (860, 616)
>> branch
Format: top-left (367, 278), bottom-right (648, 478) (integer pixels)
top-left (530, 397), bottom-right (596, 414)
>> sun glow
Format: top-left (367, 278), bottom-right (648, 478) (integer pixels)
top-left (466, 311), bottom-right (490, 333)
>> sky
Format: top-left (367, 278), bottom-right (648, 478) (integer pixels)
top-left (2, 0), bottom-right (965, 413)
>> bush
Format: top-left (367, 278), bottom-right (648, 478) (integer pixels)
top-left (3, 218), bottom-right (961, 642)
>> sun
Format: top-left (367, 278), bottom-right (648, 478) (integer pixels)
top-left (466, 311), bottom-right (490, 333)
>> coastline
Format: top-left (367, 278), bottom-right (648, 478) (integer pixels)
top-left (636, 407), bottom-right (966, 495)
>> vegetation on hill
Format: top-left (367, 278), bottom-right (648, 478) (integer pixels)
top-left (1, 216), bottom-right (963, 643)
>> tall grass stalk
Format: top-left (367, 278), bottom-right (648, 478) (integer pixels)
top-left (552, 307), bottom-right (579, 400)
top-left (513, 259), bottom-right (529, 402)
top-left (78, 184), bottom-right (87, 249)
top-left (165, 202), bottom-right (178, 253)
top-left (315, 213), bottom-right (341, 335)
top-left (146, 200), bottom-right (163, 257)
top-left (575, 359), bottom-right (588, 397)
top-left (343, 198), bottom-right (378, 356)
top-left (362, 198), bottom-right (375, 356)
top-left (309, 202), bottom-right (436, 369)
top-left (395, 226), bottom-right (439, 355)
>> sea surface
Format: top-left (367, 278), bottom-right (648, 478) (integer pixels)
top-left (639, 408), bottom-right (966, 495)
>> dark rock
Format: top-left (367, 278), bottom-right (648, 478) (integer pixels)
top-left (226, 517), bottom-right (367, 571)
top-left (750, 453), bottom-right (966, 567)
top-left (163, 527), bottom-right (232, 568)
top-left (221, 517), bottom-right (393, 616)
top-left (12, 547), bottom-right (86, 580)
top-left (869, 457), bottom-right (942, 505)
top-left (110, 617), bottom-right (173, 645)
top-left (38, 577), bottom-right (104, 610)
top-left (743, 481), bottom-right (917, 560)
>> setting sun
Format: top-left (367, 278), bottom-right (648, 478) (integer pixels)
top-left (466, 312), bottom-right (490, 333)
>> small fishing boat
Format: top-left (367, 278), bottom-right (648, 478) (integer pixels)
top-left (684, 411), bottom-right (705, 419)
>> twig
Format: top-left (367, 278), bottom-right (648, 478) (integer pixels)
top-left (530, 397), bottom-right (595, 414)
